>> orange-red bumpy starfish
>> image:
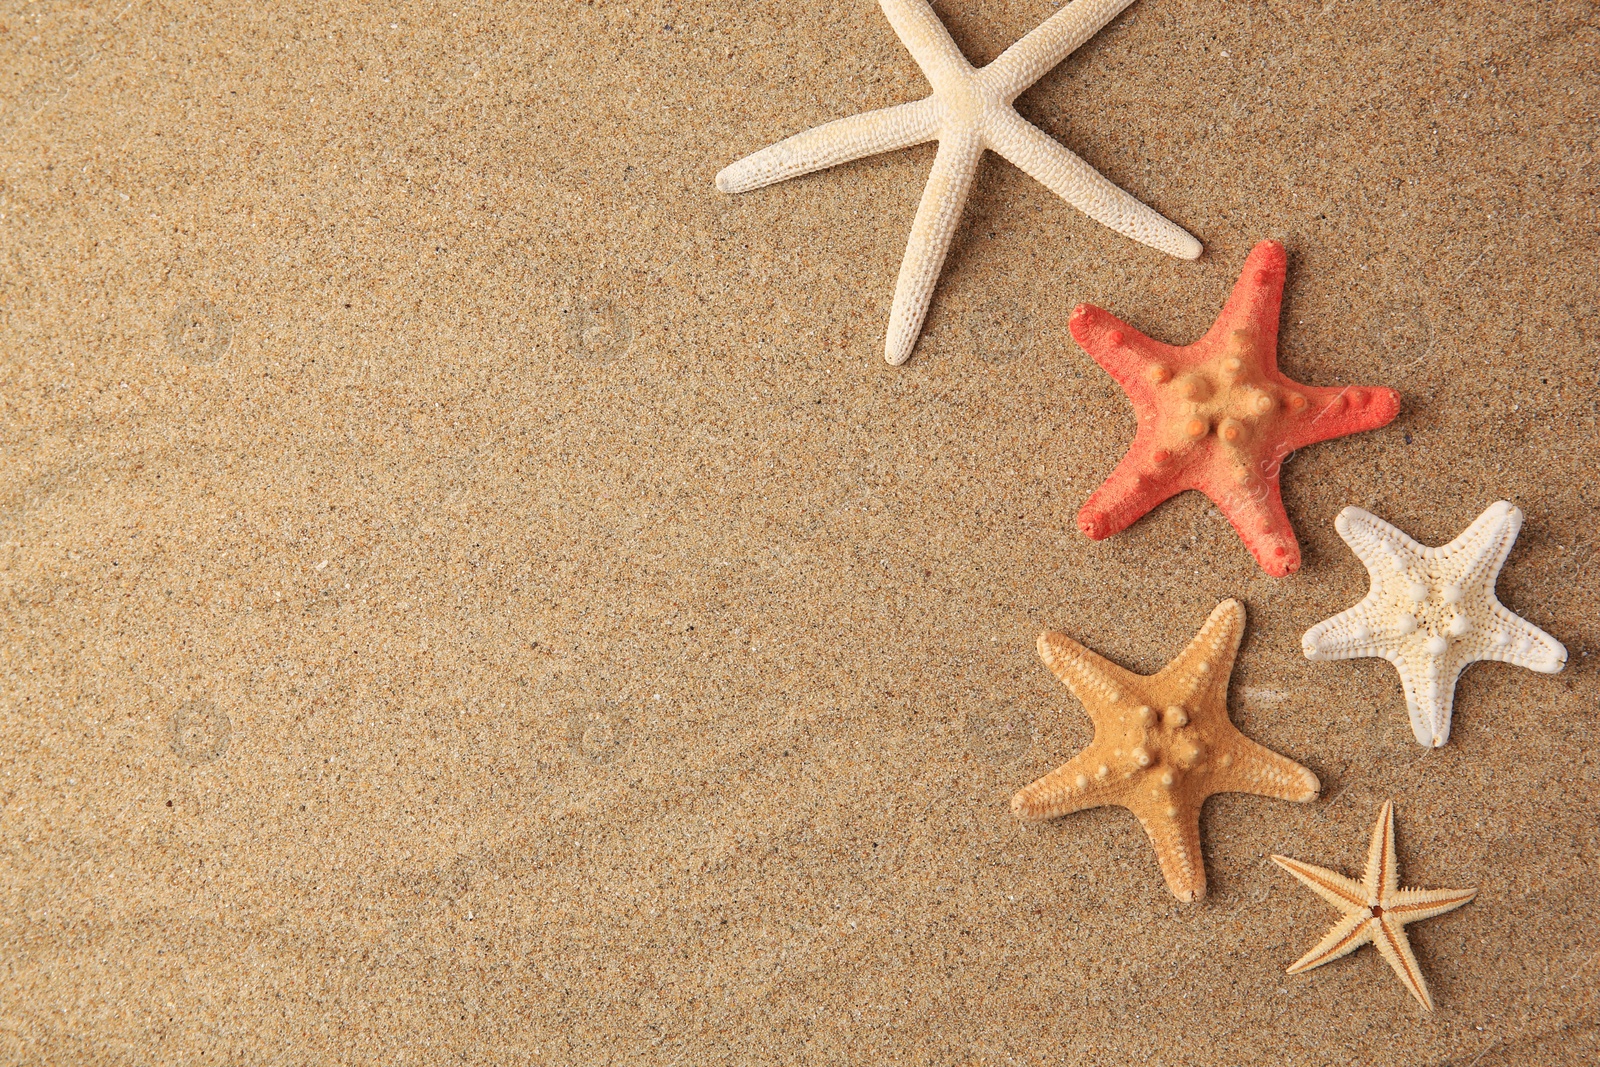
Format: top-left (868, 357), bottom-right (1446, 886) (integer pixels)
top-left (1069, 240), bottom-right (1400, 576)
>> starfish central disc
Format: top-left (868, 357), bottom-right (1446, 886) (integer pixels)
top-left (716, 0), bottom-right (1203, 366)
top-left (1067, 240), bottom-right (1401, 575)
top-left (1012, 599), bottom-right (1319, 902)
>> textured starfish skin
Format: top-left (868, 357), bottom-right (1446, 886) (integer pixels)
top-left (1012, 599), bottom-right (1319, 902)
top-left (1303, 501), bottom-right (1567, 747)
top-left (716, 0), bottom-right (1201, 366)
top-left (1069, 240), bottom-right (1401, 576)
top-left (1273, 800), bottom-right (1477, 1010)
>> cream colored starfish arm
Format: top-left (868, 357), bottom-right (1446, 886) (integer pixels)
top-left (983, 0), bottom-right (1136, 101)
top-left (1393, 654), bottom-right (1467, 749)
top-left (1299, 598), bottom-right (1391, 661)
top-left (878, 0), bottom-right (972, 92)
top-left (983, 109), bottom-right (1202, 259)
top-left (1362, 799), bottom-right (1400, 898)
top-left (715, 98), bottom-right (943, 194)
top-left (1439, 499), bottom-right (1523, 593)
top-left (885, 129), bottom-right (985, 365)
top-left (1333, 506), bottom-right (1418, 579)
top-left (1373, 914), bottom-right (1434, 1009)
top-left (1271, 855), bottom-right (1366, 911)
top-left (1285, 911), bottom-right (1373, 974)
top-left (1134, 807), bottom-right (1206, 903)
top-left (1386, 886), bottom-right (1478, 925)
top-left (1482, 604), bottom-right (1566, 672)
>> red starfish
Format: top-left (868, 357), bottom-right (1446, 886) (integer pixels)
top-left (1069, 241), bottom-right (1400, 576)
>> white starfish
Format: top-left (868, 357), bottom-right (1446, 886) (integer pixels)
top-left (1273, 800), bottom-right (1477, 1011)
top-left (715, 0), bottom-right (1202, 366)
top-left (1302, 501), bottom-right (1567, 748)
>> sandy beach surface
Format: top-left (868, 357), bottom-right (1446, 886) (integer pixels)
top-left (3, 2), bottom-right (1596, 1063)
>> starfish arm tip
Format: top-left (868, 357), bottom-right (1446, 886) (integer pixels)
top-left (1408, 708), bottom-right (1451, 748)
top-left (1067, 305), bottom-right (1141, 371)
top-left (1500, 616), bottom-right (1569, 675)
top-left (1175, 234), bottom-right (1203, 261)
top-left (1258, 551), bottom-right (1300, 578)
top-left (1536, 642), bottom-right (1570, 674)
top-left (1008, 791), bottom-right (1035, 820)
top-left (1301, 623), bottom-right (1342, 661)
top-left (1370, 386), bottom-right (1402, 424)
top-left (1077, 507), bottom-right (1114, 541)
top-left (715, 159), bottom-right (766, 194)
top-left (1036, 631), bottom-right (1089, 676)
top-left (1302, 618), bottom-right (1333, 656)
top-left (1412, 722), bottom-right (1446, 748)
top-left (1009, 780), bottom-right (1073, 823)
top-left (1252, 238), bottom-right (1288, 263)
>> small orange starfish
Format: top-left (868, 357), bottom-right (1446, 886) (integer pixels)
top-left (1068, 240), bottom-right (1401, 576)
top-left (1012, 599), bottom-right (1319, 902)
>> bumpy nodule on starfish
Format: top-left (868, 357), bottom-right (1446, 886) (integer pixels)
top-left (1069, 240), bottom-right (1401, 576)
top-left (717, 0), bottom-right (1202, 366)
top-left (1012, 599), bottom-right (1319, 902)
top-left (1303, 501), bottom-right (1567, 747)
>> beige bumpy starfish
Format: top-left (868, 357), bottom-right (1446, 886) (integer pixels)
top-left (1012, 599), bottom-right (1318, 902)
top-left (1274, 800), bottom-right (1477, 1010)
top-left (716, 0), bottom-right (1202, 366)
top-left (1303, 501), bottom-right (1567, 748)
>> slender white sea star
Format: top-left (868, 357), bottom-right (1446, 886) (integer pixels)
top-left (716, 0), bottom-right (1202, 366)
top-left (1302, 501), bottom-right (1567, 748)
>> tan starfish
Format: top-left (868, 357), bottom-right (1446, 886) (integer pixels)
top-left (1273, 800), bottom-right (1477, 1010)
top-left (1012, 599), bottom-right (1319, 902)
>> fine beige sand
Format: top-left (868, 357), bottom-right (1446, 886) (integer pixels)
top-left (3, 2), bottom-right (1597, 1063)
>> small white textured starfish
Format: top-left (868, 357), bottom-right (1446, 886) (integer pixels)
top-left (1303, 501), bottom-right (1566, 748)
top-left (716, 0), bottom-right (1202, 366)
top-left (1273, 800), bottom-right (1477, 1011)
